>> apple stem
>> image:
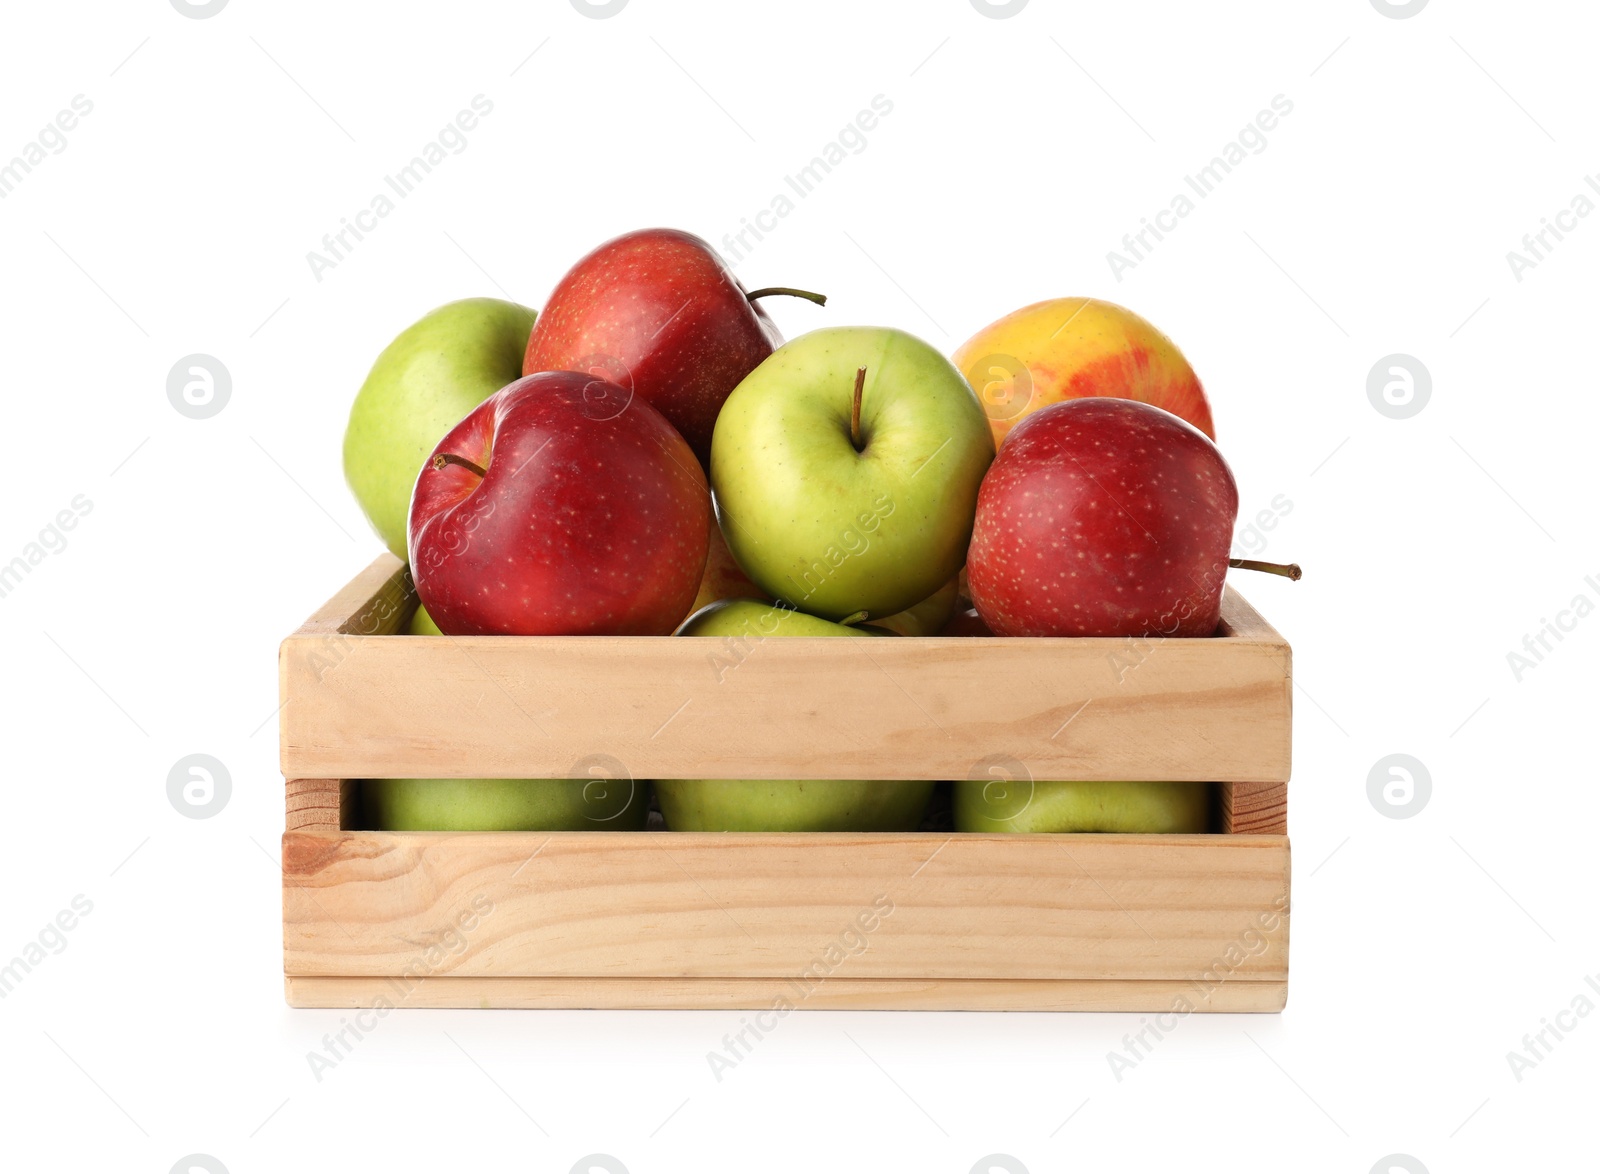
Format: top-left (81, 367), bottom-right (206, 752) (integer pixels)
top-left (746, 286), bottom-right (828, 307)
top-left (1229, 558), bottom-right (1302, 581)
top-left (850, 366), bottom-right (866, 451)
top-left (432, 452), bottom-right (488, 479)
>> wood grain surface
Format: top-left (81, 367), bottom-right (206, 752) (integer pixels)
top-left (278, 557), bottom-right (1295, 1011)
top-left (284, 829), bottom-right (1290, 983)
top-left (280, 555), bottom-right (1292, 783)
top-left (285, 974), bottom-right (1288, 1013)
top-left (1222, 781), bottom-right (1289, 835)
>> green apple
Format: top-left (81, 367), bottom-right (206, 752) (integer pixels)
top-left (661, 599), bottom-right (933, 830)
top-left (657, 778), bottom-right (933, 833)
top-left (407, 603), bottom-right (443, 635)
top-left (711, 327), bottom-right (993, 621)
top-left (364, 776), bottom-right (648, 831)
top-left (674, 597), bottom-right (877, 638)
top-left (862, 576), bottom-right (959, 637)
top-left (953, 779), bottom-right (1213, 833)
top-left (344, 297), bottom-right (537, 556)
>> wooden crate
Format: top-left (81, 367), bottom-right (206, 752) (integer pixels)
top-left (281, 554), bottom-right (1291, 1012)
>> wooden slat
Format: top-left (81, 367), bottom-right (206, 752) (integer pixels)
top-left (286, 974), bottom-right (1287, 1013)
top-left (284, 830), bottom-right (1290, 983)
top-left (1222, 781), bottom-right (1289, 835)
top-left (280, 557), bottom-right (1291, 783)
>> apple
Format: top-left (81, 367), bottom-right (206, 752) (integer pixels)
top-left (657, 778), bottom-right (933, 833)
top-left (674, 597), bottom-right (886, 639)
top-left (522, 228), bottom-right (824, 466)
top-left (953, 298), bottom-right (1214, 452)
top-left (711, 327), bottom-right (994, 621)
top-left (409, 371), bottom-right (710, 636)
top-left (967, 399), bottom-right (1238, 638)
top-left (408, 603), bottom-right (443, 635)
top-left (862, 577), bottom-right (959, 637)
top-left (685, 516), bottom-right (961, 631)
top-left (344, 298), bottom-right (537, 556)
top-left (953, 779), bottom-right (1212, 833)
top-left (686, 513), bottom-right (767, 619)
top-left (364, 775), bottom-right (648, 831)
top-left (658, 599), bottom-right (933, 831)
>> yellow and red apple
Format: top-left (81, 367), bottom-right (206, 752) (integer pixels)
top-left (686, 516), bottom-right (767, 619)
top-left (953, 298), bottom-right (1214, 451)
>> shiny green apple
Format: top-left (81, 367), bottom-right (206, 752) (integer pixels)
top-left (656, 778), bottom-right (933, 833)
top-left (661, 599), bottom-right (933, 830)
top-left (710, 327), bottom-right (993, 621)
top-left (344, 297), bottom-right (536, 556)
top-left (364, 775), bottom-right (648, 831)
top-left (953, 779), bottom-right (1213, 833)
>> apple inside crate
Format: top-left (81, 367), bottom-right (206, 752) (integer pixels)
top-left (281, 555), bottom-right (1291, 1012)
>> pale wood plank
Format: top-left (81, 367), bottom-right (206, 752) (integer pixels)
top-left (285, 974), bottom-right (1287, 1012)
top-left (280, 560), bottom-right (1291, 782)
top-left (284, 830), bottom-right (1290, 983)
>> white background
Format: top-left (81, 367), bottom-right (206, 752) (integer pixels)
top-left (1, 0), bottom-right (1594, 1171)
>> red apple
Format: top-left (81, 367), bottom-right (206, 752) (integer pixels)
top-left (409, 371), bottom-right (710, 636)
top-left (522, 228), bottom-right (823, 465)
top-left (967, 399), bottom-right (1238, 638)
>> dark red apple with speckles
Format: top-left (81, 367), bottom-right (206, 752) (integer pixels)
top-left (521, 228), bottom-right (823, 466)
top-left (967, 398), bottom-right (1238, 638)
top-left (408, 371), bottom-right (710, 636)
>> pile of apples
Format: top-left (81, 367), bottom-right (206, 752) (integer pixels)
top-left (342, 228), bottom-right (1295, 836)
